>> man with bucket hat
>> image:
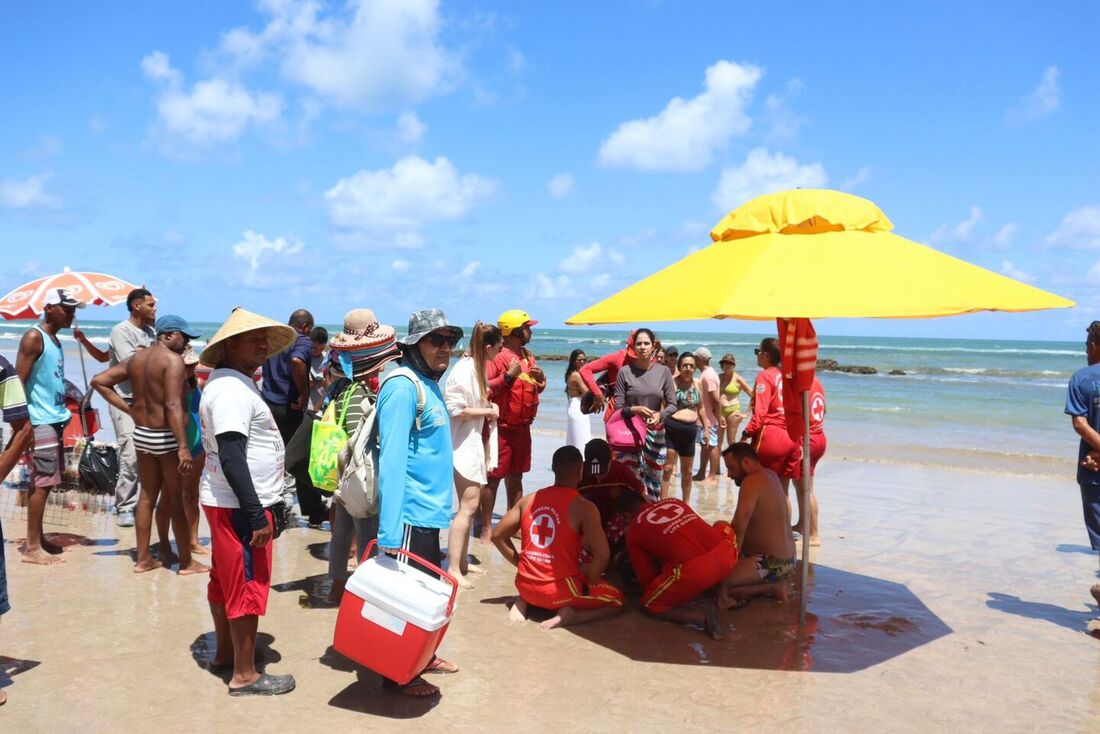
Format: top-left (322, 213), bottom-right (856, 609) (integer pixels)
top-left (92, 314), bottom-right (209, 576)
top-left (480, 309), bottom-right (545, 543)
top-left (196, 307), bottom-right (297, 696)
top-left (376, 308), bottom-right (462, 697)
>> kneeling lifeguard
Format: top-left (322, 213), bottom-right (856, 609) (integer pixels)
top-left (621, 494), bottom-right (737, 639)
top-left (492, 445), bottom-right (624, 629)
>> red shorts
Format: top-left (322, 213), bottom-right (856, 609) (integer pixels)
top-left (490, 424), bottom-right (532, 480)
top-left (754, 425), bottom-right (801, 479)
top-left (516, 574), bottom-right (624, 611)
top-left (809, 431), bottom-right (826, 474)
top-left (204, 506), bottom-right (274, 619)
top-left (642, 522), bottom-right (739, 613)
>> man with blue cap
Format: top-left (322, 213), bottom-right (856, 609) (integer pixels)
top-left (93, 314), bottom-right (209, 576)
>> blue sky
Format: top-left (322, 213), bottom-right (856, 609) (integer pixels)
top-left (1, 1), bottom-right (1097, 341)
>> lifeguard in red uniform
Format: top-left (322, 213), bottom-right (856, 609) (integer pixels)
top-left (492, 446), bottom-right (623, 630)
top-left (742, 337), bottom-right (800, 483)
top-left (621, 496), bottom-right (737, 639)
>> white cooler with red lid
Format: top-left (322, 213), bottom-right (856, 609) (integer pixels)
top-left (333, 541), bottom-right (458, 684)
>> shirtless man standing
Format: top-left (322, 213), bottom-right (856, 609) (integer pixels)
top-left (719, 442), bottom-right (797, 605)
top-left (92, 315), bottom-right (208, 575)
top-left (492, 445), bottom-right (623, 630)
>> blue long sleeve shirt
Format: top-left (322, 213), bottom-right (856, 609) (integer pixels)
top-left (376, 368), bottom-right (454, 549)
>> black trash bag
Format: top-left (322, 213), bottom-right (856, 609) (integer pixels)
top-left (78, 442), bottom-right (119, 495)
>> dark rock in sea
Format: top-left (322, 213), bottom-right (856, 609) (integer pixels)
top-left (888, 369), bottom-right (906, 376)
top-left (816, 358), bottom-right (878, 375)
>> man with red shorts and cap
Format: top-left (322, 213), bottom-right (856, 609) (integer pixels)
top-left (741, 337), bottom-right (800, 486)
top-left (621, 494), bottom-right (735, 639)
top-left (492, 445), bottom-right (623, 630)
top-left (481, 309), bottom-right (546, 542)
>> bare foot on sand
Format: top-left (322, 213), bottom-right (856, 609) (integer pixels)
top-left (41, 537), bottom-right (64, 555)
top-left (772, 581), bottom-right (792, 602)
top-left (0, 688), bottom-right (6, 705)
top-left (453, 574), bottom-right (474, 589)
top-left (810, 536), bottom-right (822, 547)
top-left (22, 548), bottom-right (64, 565)
top-left (179, 560), bottom-right (211, 575)
top-left (191, 544), bottom-right (210, 556)
top-left (466, 563), bottom-right (487, 575)
top-left (508, 597), bottom-right (528, 623)
top-left (479, 529), bottom-right (492, 545)
top-left (540, 606), bottom-right (576, 630)
top-left (134, 558), bottom-right (163, 574)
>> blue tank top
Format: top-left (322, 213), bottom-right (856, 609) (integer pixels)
top-left (27, 325), bottom-right (69, 426)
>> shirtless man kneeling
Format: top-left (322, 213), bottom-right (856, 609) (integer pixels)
top-left (93, 315), bottom-right (208, 575)
top-left (719, 442), bottom-right (796, 605)
top-left (620, 493), bottom-right (737, 640)
top-left (492, 445), bottom-right (623, 629)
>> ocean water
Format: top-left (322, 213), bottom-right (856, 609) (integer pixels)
top-left (3, 321), bottom-right (1082, 478)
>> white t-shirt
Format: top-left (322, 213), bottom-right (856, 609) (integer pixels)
top-left (199, 368), bottom-right (284, 509)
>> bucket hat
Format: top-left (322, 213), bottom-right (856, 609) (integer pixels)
top-left (398, 308), bottom-right (463, 346)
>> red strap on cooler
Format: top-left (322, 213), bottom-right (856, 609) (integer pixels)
top-left (361, 539), bottom-right (459, 617)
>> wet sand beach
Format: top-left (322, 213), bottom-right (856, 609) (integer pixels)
top-left (2, 432), bottom-right (1099, 732)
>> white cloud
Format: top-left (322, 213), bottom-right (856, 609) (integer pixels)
top-left (999, 260), bottom-right (1033, 282)
top-left (458, 260), bottom-right (480, 278)
top-left (991, 223), bottom-right (1017, 250)
top-left (589, 273), bottom-right (611, 289)
top-left (840, 166), bottom-right (872, 191)
top-left (222, 0), bottom-right (459, 111)
top-left (0, 173), bottom-right (61, 210)
top-left (141, 51), bottom-right (281, 149)
top-left (547, 173), bottom-right (575, 199)
top-left (1047, 205), bottom-right (1100, 250)
top-left (232, 230), bottom-right (303, 287)
top-left (391, 259), bottom-right (411, 272)
top-left (324, 155), bottom-right (497, 244)
top-left (395, 111), bottom-right (426, 146)
top-left (598, 60), bottom-right (762, 172)
top-left (1007, 65), bottom-right (1060, 126)
top-left (559, 241), bottom-right (623, 274)
top-left (930, 205), bottom-right (983, 244)
top-left (534, 273), bottom-right (575, 300)
top-left (711, 148), bottom-right (827, 211)
top-left (762, 78), bottom-right (806, 143)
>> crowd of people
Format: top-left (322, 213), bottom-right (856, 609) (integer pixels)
top-left (0, 289), bottom-right (830, 704)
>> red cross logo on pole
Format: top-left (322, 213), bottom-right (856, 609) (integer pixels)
top-left (530, 512), bottom-right (556, 549)
top-left (646, 503), bottom-right (685, 525)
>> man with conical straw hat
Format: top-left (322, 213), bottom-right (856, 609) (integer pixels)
top-left (196, 307), bottom-right (297, 696)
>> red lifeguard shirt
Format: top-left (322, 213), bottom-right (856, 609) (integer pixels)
top-left (626, 499), bottom-right (726, 587)
top-left (487, 345), bottom-right (541, 427)
top-left (578, 459), bottom-right (645, 527)
top-left (518, 486), bottom-right (583, 584)
top-left (745, 365), bottom-right (787, 435)
top-left (809, 378), bottom-right (826, 435)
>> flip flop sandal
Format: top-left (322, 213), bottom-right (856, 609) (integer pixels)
top-left (393, 676), bottom-right (440, 698)
top-left (422, 656), bottom-right (459, 674)
top-left (227, 673), bottom-right (296, 697)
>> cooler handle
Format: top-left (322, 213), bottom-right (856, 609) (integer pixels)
top-left (361, 539), bottom-right (459, 616)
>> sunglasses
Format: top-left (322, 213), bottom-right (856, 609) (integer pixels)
top-left (753, 348), bottom-right (761, 355)
top-left (428, 333), bottom-right (460, 348)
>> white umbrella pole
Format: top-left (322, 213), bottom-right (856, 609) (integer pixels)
top-left (74, 317), bottom-right (89, 436)
top-left (799, 389), bottom-right (811, 626)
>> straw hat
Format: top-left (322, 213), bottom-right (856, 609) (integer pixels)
top-left (182, 345), bottom-right (200, 366)
top-left (329, 308), bottom-right (398, 351)
top-left (199, 307), bottom-right (297, 367)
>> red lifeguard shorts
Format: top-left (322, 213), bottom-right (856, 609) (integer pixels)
top-left (204, 506), bottom-right (274, 619)
top-left (754, 425), bottom-right (801, 479)
top-left (809, 431), bottom-right (827, 474)
top-left (516, 574), bottom-right (624, 611)
top-left (490, 424), bottom-right (532, 480)
top-left (642, 522), bottom-right (739, 613)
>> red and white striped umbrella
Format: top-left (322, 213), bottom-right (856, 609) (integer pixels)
top-left (0, 268), bottom-right (141, 319)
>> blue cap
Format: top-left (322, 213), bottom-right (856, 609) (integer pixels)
top-left (155, 315), bottom-right (201, 340)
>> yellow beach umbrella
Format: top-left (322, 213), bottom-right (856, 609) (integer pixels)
top-left (566, 188), bottom-right (1074, 624)
top-left (567, 189), bottom-right (1073, 324)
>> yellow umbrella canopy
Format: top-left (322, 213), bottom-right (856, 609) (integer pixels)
top-left (567, 189), bottom-right (1074, 324)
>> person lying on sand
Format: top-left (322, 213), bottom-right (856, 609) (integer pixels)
top-left (619, 493), bottom-right (736, 639)
top-left (492, 445), bottom-right (623, 629)
top-left (718, 442), bottom-right (797, 607)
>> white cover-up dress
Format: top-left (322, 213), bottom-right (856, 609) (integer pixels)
top-left (444, 355), bottom-right (498, 484)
